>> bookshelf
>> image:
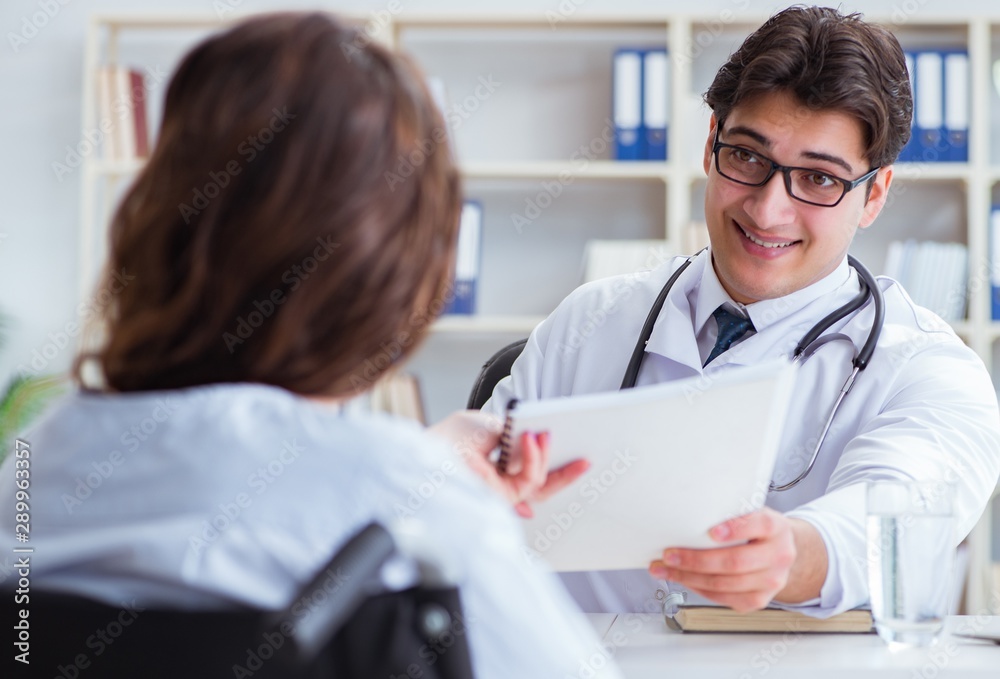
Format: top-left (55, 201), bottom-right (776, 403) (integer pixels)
top-left (79, 10), bottom-right (1000, 614)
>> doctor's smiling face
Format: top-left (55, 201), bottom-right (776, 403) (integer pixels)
top-left (701, 90), bottom-right (894, 305)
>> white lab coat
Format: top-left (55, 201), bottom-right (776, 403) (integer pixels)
top-left (484, 249), bottom-right (1000, 616)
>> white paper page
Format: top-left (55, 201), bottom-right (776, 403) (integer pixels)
top-left (510, 360), bottom-right (797, 571)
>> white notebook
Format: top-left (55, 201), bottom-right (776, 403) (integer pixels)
top-left (501, 360), bottom-right (798, 571)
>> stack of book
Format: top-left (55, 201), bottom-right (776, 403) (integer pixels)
top-left (883, 240), bottom-right (968, 322)
top-left (366, 373), bottom-right (426, 425)
top-left (96, 65), bottom-right (150, 161)
top-left (582, 239), bottom-right (671, 283)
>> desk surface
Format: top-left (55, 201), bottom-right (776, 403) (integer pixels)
top-left (585, 613), bottom-right (1000, 678)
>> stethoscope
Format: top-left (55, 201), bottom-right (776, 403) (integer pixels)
top-left (619, 249), bottom-right (885, 492)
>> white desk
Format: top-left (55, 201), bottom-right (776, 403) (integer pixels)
top-left (586, 614), bottom-right (1000, 678)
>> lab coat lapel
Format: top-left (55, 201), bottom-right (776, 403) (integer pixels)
top-left (642, 255), bottom-right (704, 372)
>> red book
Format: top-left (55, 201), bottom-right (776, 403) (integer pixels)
top-left (129, 69), bottom-right (149, 158)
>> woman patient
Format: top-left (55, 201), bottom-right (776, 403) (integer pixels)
top-left (0, 12), bottom-right (618, 678)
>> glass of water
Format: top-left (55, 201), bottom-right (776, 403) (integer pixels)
top-left (866, 480), bottom-right (955, 648)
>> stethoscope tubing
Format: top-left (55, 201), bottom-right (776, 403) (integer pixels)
top-left (620, 249), bottom-right (885, 492)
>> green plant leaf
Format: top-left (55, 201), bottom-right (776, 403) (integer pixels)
top-left (0, 374), bottom-right (64, 463)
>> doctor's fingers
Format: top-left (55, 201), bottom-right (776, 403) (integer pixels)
top-left (681, 584), bottom-right (778, 614)
top-left (657, 569), bottom-right (787, 601)
top-left (710, 507), bottom-right (787, 542)
top-left (656, 541), bottom-right (792, 575)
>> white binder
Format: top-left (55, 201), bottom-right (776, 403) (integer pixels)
top-left (943, 51), bottom-right (969, 162)
top-left (613, 50), bottom-right (643, 160)
top-left (915, 51), bottom-right (944, 161)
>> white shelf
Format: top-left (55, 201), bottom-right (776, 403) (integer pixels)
top-left (986, 323), bottom-right (1000, 341)
top-left (394, 15), bottom-right (670, 31)
top-left (951, 320), bottom-right (974, 337)
top-left (891, 163), bottom-right (972, 182)
top-left (90, 13), bottom-right (238, 29)
top-left (431, 315), bottom-right (543, 334)
top-left (90, 158), bottom-right (146, 176)
top-left (463, 160), bottom-right (668, 181)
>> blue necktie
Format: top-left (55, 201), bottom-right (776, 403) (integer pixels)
top-left (705, 306), bottom-right (753, 367)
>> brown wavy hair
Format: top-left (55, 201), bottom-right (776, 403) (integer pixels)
top-left (705, 5), bottom-right (912, 169)
top-left (76, 12), bottom-right (461, 397)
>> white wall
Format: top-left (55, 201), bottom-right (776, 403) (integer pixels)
top-left (0, 0), bottom-right (993, 383)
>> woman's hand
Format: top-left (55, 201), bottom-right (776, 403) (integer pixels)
top-left (428, 410), bottom-right (589, 517)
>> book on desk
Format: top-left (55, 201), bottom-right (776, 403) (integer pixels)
top-left (665, 606), bottom-right (873, 634)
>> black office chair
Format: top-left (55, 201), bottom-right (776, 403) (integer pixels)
top-left (4, 523), bottom-right (473, 678)
top-left (466, 338), bottom-right (527, 410)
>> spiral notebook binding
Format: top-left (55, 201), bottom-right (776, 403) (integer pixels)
top-left (497, 398), bottom-right (519, 474)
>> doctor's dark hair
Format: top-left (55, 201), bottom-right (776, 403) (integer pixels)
top-left (75, 12), bottom-right (461, 396)
top-left (704, 5), bottom-right (912, 169)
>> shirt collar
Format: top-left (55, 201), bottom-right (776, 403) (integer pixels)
top-left (693, 250), bottom-right (852, 335)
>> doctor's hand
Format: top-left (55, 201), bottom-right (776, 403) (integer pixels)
top-left (648, 508), bottom-right (827, 612)
top-left (428, 410), bottom-right (590, 518)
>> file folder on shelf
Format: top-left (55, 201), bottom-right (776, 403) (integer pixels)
top-left (943, 50), bottom-right (969, 162)
top-left (991, 207), bottom-right (1000, 321)
top-left (914, 51), bottom-right (944, 162)
top-left (613, 49), bottom-right (644, 161)
top-left (897, 50), bottom-right (968, 164)
top-left (642, 49), bottom-right (669, 161)
top-left (444, 201), bottom-right (482, 315)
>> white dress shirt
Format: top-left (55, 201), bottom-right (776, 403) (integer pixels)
top-left (0, 383), bottom-right (622, 679)
top-left (484, 249), bottom-right (1000, 617)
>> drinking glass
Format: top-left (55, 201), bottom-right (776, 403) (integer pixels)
top-left (866, 480), bottom-right (955, 647)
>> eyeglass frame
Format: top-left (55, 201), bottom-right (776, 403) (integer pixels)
top-left (711, 131), bottom-right (881, 208)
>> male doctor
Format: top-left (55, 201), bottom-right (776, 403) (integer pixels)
top-left (484, 6), bottom-right (1000, 616)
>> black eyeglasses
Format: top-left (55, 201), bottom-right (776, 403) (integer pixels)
top-left (712, 134), bottom-right (880, 208)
